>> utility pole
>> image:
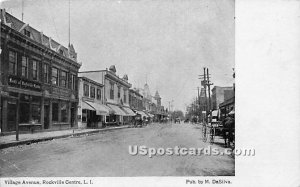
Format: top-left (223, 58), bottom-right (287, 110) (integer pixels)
top-left (197, 87), bottom-right (200, 122)
top-left (206, 68), bottom-right (213, 123)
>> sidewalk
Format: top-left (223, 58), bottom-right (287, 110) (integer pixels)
top-left (0, 125), bottom-right (129, 149)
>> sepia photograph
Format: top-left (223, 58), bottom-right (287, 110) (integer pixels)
top-left (2, 0), bottom-right (235, 178)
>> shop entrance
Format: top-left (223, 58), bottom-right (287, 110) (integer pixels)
top-left (7, 102), bottom-right (17, 131)
top-left (44, 105), bottom-right (50, 129)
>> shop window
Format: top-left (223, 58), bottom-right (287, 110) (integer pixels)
top-left (21, 56), bottom-right (29, 78)
top-left (52, 102), bottom-right (59, 122)
top-left (32, 104), bottom-right (41, 123)
top-left (82, 109), bottom-right (87, 122)
top-left (20, 103), bottom-right (30, 123)
top-left (90, 86), bottom-right (95, 98)
top-left (32, 60), bottom-right (39, 81)
top-left (60, 70), bottom-right (67, 88)
top-left (43, 64), bottom-right (49, 83)
top-left (61, 102), bottom-right (68, 122)
top-left (84, 84), bottom-right (89, 97)
top-left (51, 67), bottom-right (59, 85)
top-left (97, 88), bottom-right (101, 100)
top-left (8, 51), bottom-right (17, 75)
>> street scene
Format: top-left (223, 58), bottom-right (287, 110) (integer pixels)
top-left (0, 123), bottom-right (234, 177)
top-left (0, 0), bottom-right (235, 177)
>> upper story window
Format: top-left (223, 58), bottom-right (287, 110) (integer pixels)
top-left (8, 51), bottom-right (17, 75)
top-left (84, 84), bottom-right (89, 97)
top-left (51, 67), bottom-right (59, 85)
top-left (43, 64), bottom-right (49, 83)
top-left (32, 60), bottom-right (39, 81)
top-left (97, 88), bottom-right (101, 100)
top-left (124, 89), bottom-right (127, 103)
top-left (60, 70), bottom-right (67, 88)
top-left (118, 86), bottom-right (121, 98)
top-left (21, 56), bottom-right (29, 78)
top-left (90, 86), bottom-right (95, 98)
top-left (24, 29), bottom-right (31, 37)
top-left (110, 82), bottom-right (114, 100)
top-left (71, 74), bottom-right (76, 90)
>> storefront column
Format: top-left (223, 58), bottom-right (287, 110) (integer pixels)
top-left (68, 102), bottom-right (71, 127)
top-left (1, 99), bottom-right (8, 132)
top-left (49, 99), bottom-right (53, 129)
top-left (40, 97), bottom-right (45, 129)
top-left (74, 103), bottom-right (78, 128)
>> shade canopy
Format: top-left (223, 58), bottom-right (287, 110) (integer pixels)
top-left (122, 107), bottom-right (136, 116)
top-left (107, 104), bottom-right (127, 116)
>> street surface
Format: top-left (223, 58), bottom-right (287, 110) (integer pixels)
top-left (0, 123), bottom-right (234, 177)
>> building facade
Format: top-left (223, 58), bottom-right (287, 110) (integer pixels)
top-left (79, 65), bottom-right (135, 125)
top-left (211, 86), bottom-right (234, 111)
top-left (78, 76), bottom-right (110, 128)
top-left (0, 9), bottom-right (81, 133)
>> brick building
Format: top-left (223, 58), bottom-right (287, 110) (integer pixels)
top-left (0, 9), bottom-right (81, 133)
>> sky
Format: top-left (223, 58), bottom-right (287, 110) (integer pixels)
top-left (1, 0), bottom-right (235, 112)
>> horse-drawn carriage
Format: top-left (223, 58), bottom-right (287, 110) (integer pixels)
top-left (201, 110), bottom-right (235, 148)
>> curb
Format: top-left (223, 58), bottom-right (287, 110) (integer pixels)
top-left (0, 125), bottom-right (129, 149)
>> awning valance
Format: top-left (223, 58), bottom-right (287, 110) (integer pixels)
top-left (107, 104), bottom-right (127, 116)
top-left (122, 107), bottom-right (136, 116)
top-left (82, 101), bottom-right (95, 111)
top-left (85, 101), bottom-right (110, 115)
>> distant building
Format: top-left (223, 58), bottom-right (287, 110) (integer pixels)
top-left (211, 86), bottom-right (234, 111)
top-left (79, 65), bottom-right (135, 125)
top-left (0, 9), bottom-right (81, 133)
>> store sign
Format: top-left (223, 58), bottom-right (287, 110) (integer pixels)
top-left (8, 76), bottom-right (41, 91)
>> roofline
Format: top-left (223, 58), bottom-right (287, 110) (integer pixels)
top-left (78, 76), bottom-right (104, 87)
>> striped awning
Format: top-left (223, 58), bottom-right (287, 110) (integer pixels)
top-left (85, 101), bottom-right (110, 115)
top-left (121, 107), bottom-right (136, 116)
top-left (107, 104), bottom-right (127, 116)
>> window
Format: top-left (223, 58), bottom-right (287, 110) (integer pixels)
top-left (60, 70), bottom-right (67, 88)
top-left (8, 51), bottom-right (17, 75)
top-left (52, 102), bottom-right (59, 122)
top-left (61, 102), bottom-right (68, 122)
top-left (97, 88), bottom-right (101, 100)
top-left (90, 86), bottom-right (95, 98)
top-left (71, 74), bottom-right (76, 90)
top-left (110, 82), bottom-right (114, 99)
top-left (24, 29), bottom-right (31, 37)
top-left (21, 56), bottom-right (29, 78)
top-left (84, 84), bottom-right (89, 97)
top-left (32, 60), bottom-right (39, 81)
top-left (43, 64), bottom-right (49, 83)
top-left (51, 67), bottom-right (58, 85)
top-left (124, 90), bottom-right (127, 103)
top-left (118, 86), bottom-right (121, 98)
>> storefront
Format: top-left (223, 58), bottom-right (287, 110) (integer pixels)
top-left (80, 101), bottom-right (110, 128)
top-left (106, 104), bottom-right (128, 125)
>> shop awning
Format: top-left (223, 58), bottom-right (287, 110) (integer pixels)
top-left (85, 101), bottom-right (110, 115)
top-left (82, 101), bottom-right (95, 111)
top-left (136, 111), bottom-right (148, 118)
top-left (122, 107), bottom-right (136, 116)
top-left (107, 104), bottom-right (127, 116)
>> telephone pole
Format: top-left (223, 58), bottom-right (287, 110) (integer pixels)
top-left (206, 68), bottom-right (213, 123)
